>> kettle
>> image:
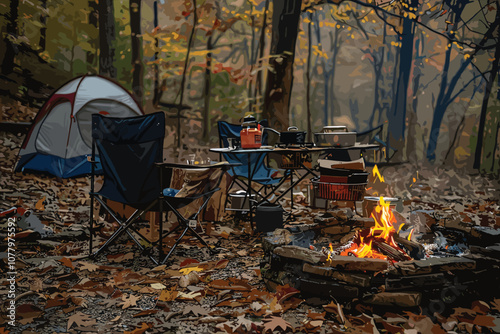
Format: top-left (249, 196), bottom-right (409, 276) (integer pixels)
top-left (240, 115), bottom-right (262, 149)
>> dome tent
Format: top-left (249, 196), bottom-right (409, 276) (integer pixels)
top-left (15, 75), bottom-right (144, 178)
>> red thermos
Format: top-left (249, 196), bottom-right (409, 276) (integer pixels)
top-left (240, 115), bottom-right (262, 149)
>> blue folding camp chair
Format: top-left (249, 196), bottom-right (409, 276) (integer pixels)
top-left (217, 121), bottom-right (287, 210)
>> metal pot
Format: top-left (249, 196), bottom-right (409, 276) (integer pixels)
top-left (265, 126), bottom-right (306, 145)
top-left (314, 126), bottom-right (356, 147)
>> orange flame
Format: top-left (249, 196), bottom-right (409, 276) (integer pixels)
top-left (407, 228), bottom-right (414, 241)
top-left (341, 197), bottom-right (411, 262)
top-left (327, 243), bottom-right (334, 261)
top-left (372, 165), bottom-right (385, 183)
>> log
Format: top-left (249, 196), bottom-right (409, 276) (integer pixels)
top-left (273, 245), bottom-right (327, 264)
top-left (469, 244), bottom-right (500, 259)
top-left (299, 277), bottom-right (359, 299)
top-left (372, 239), bottom-right (411, 262)
top-left (351, 217), bottom-right (375, 228)
top-left (463, 253), bottom-right (500, 270)
top-left (385, 273), bottom-right (447, 291)
top-left (323, 225), bottom-right (351, 235)
top-left (325, 256), bottom-right (389, 272)
top-left (302, 263), bottom-right (371, 287)
top-left (363, 292), bottom-right (421, 307)
top-left (393, 235), bottom-right (426, 260)
top-left (393, 257), bottom-right (476, 276)
top-left (470, 227), bottom-right (500, 245)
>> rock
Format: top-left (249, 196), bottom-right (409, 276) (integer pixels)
top-left (302, 263), bottom-right (371, 287)
top-left (299, 277), bottom-right (359, 299)
top-left (36, 240), bottom-right (61, 249)
top-left (273, 245), bottom-right (327, 264)
top-left (179, 272), bottom-right (200, 288)
top-left (325, 256), bottom-right (389, 272)
top-left (385, 273), bottom-right (447, 291)
top-left (363, 292), bottom-right (422, 307)
top-left (393, 257), bottom-right (476, 276)
top-left (409, 210), bottom-right (436, 232)
top-left (322, 225), bottom-right (351, 235)
top-left (470, 227), bottom-right (500, 245)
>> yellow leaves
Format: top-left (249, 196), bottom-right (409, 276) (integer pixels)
top-left (464, 54), bottom-right (471, 60)
top-left (403, 11), bottom-right (417, 20)
top-left (179, 266), bottom-right (204, 275)
top-left (390, 41), bottom-right (402, 48)
top-left (172, 31), bottom-right (180, 40)
top-left (312, 45), bottom-right (328, 59)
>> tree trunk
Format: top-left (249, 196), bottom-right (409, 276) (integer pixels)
top-left (39, 0), bottom-right (47, 51)
top-left (305, 12), bottom-right (313, 142)
top-left (99, 0), bottom-right (117, 78)
top-left (203, 34), bottom-right (213, 141)
top-left (153, 0), bottom-right (160, 107)
top-left (474, 2), bottom-right (500, 171)
top-left (130, 0), bottom-right (143, 103)
top-left (328, 28), bottom-right (341, 125)
top-left (254, 0), bottom-right (270, 106)
top-left (1, 0), bottom-right (20, 75)
top-left (262, 0), bottom-right (302, 131)
top-left (387, 16), bottom-right (414, 161)
top-left (426, 0), bottom-right (489, 161)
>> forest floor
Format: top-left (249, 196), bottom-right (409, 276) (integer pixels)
top-left (1, 124), bottom-right (500, 333)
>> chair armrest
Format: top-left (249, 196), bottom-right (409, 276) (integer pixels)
top-left (156, 162), bottom-right (241, 171)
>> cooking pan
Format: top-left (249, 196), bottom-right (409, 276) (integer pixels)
top-left (265, 126), bottom-right (307, 145)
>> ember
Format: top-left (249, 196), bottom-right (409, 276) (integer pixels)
top-left (339, 197), bottom-right (411, 262)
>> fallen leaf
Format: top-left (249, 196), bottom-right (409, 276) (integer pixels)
top-left (17, 304), bottom-right (43, 319)
top-left (180, 258), bottom-right (200, 267)
top-left (59, 257), bottom-right (74, 269)
top-left (67, 312), bottom-right (97, 331)
top-left (215, 259), bottom-right (229, 269)
top-left (36, 197), bottom-right (45, 211)
top-left (150, 283), bottom-right (166, 290)
top-left (179, 266), bottom-right (204, 275)
top-left (120, 294), bottom-right (140, 309)
top-left (275, 284), bottom-right (300, 303)
top-left (235, 315), bottom-right (256, 332)
top-left (133, 310), bottom-right (159, 318)
top-left (269, 297), bottom-right (283, 314)
top-left (263, 316), bottom-right (292, 332)
top-left (307, 310), bottom-right (326, 320)
top-left (107, 252), bottom-right (134, 263)
top-left (124, 322), bottom-right (153, 334)
top-left (159, 288), bottom-right (178, 302)
top-left (78, 261), bottom-right (100, 272)
top-left (183, 305), bottom-right (209, 316)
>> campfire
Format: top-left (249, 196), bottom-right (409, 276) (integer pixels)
top-left (336, 197), bottom-right (411, 262)
top-left (260, 166), bottom-right (500, 309)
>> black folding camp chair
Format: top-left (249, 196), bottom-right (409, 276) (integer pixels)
top-left (89, 112), bottom-right (165, 264)
top-left (89, 112), bottom-right (234, 264)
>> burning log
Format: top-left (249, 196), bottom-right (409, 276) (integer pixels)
top-left (393, 235), bottom-right (425, 260)
top-left (372, 239), bottom-right (411, 262)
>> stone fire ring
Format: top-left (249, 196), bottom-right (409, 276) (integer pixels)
top-left (261, 238), bottom-right (500, 308)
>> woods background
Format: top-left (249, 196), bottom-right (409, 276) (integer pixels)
top-left (0, 0), bottom-right (499, 175)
